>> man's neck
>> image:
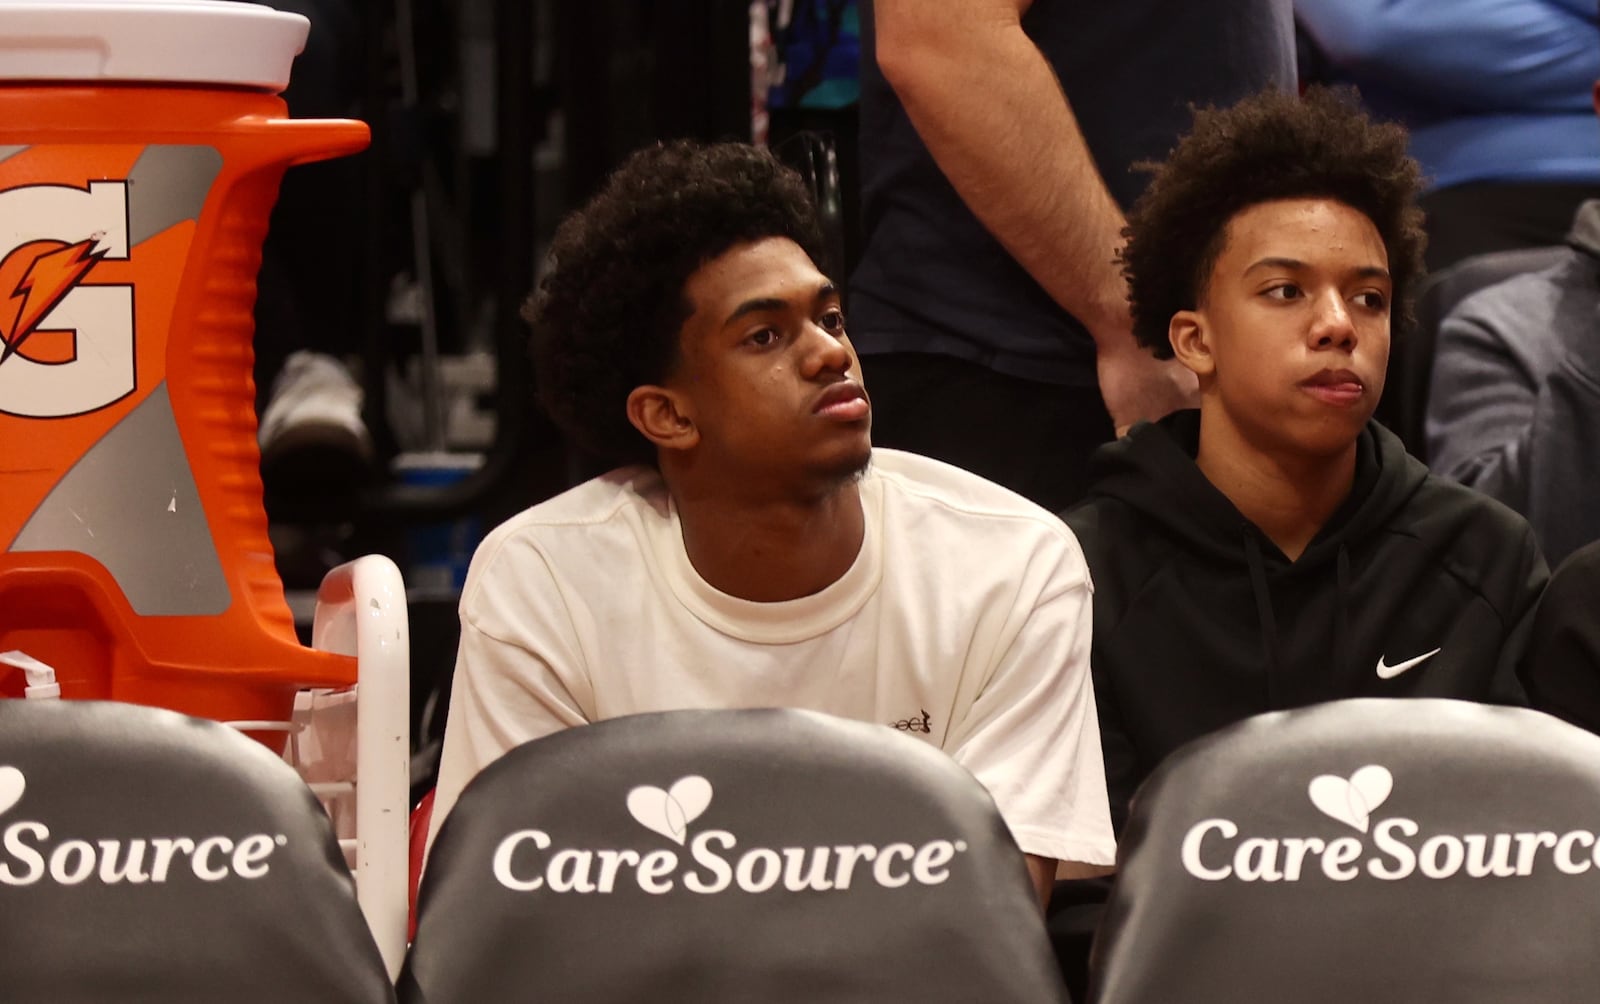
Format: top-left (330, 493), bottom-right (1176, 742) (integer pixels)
top-left (672, 478), bottom-right (866, 602)
top-left (1195, 417), bottom-right (1357, 562)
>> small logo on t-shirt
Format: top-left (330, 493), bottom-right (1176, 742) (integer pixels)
top-left (890, 709), bottom-right (932, 734)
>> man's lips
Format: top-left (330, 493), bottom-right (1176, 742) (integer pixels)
top-left (814, 381), bottom-right (870, 420)
top-left (1300, 368), bottom-right (1365, 405)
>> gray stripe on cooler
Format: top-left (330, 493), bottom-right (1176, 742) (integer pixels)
top-left (126, 145), bottom-right (223, 246)
top-left (10, 382), bottom-right (231, 615)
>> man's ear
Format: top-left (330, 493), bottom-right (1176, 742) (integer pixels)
top-left (1169, 310), bottom-right (1216, 378)
top-left (626, 385), bottom-right (699, 452)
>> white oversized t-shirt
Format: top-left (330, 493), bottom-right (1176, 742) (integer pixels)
top-left (429, 449), bottom-right (1114, 869)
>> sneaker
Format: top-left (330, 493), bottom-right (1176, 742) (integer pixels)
top-left (258, 351), bottom-right (376, 493)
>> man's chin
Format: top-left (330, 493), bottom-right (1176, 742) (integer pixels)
top-left (815, 438), bottom-right (874, 488)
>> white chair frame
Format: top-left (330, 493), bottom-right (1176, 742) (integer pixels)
top-left (228, 554), bottom-right (410, 980)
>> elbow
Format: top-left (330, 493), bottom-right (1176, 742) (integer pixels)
top-left (873, 2), bottom-right (1028, 99)
top-left (874, 33), bottom-right (940, 99)
top-left (872, 12), bottom-right (969, 100)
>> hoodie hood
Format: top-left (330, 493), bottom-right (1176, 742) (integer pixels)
top-left (1077, 409), bottom-right (1429, 571)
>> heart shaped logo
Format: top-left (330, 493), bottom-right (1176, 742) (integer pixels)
top-left (1307, 765), bottom-right (1392, 832)
top-left (626, 775), bottom-right (712, 845)
top-left (0, 766), bottom-right (25, 816)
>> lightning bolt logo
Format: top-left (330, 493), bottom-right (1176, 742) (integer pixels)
top-left (0, 238), bottom-right (108, 368)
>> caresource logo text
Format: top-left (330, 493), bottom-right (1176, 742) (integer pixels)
top-left (491, 775), bottom-right (968, 896)
top-left (1180, 765), bottom-right (1600, 884)
top-left (0, 765), bottom-right (286, 887)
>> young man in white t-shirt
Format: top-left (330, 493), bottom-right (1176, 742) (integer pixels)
top-left (427, 140), bottom-right (1114, 901)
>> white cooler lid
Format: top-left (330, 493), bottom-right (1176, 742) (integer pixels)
top-left (0, 0), bottom-right (310, 92)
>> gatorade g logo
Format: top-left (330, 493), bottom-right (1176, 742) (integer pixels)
top-left (0, 181), bottom-right (135, 419)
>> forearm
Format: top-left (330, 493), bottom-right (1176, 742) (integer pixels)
top-left (1024, 854), bottom-right (1055, 909)
top-left (874, 1), bottom-right (1131, 347)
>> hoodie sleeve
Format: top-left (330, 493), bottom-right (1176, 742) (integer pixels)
top-left (1491, 520), bottom-right (1550, 708)
top-left (1094, 673), bottom-right (1142, 836)
top-left (1060, 500), bottom-right (1153, 837)
top-left (1520, 541), bottom-right (1600, 733)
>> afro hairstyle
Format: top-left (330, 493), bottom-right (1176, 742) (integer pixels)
top-left (525, 140), bottom-right (825, 467)
top-left (1120, 85), bottom-right (1427, 359)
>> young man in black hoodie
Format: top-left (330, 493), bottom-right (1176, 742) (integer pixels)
top-left (1062, 87), bottom-right (1549, 831)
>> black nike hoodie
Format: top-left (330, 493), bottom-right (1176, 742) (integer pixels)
top-left (1063, 410), bottom-right (1548, 830)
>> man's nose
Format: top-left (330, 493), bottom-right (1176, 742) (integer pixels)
top-left (805, 323), bottom-right (854, 375)
top-left (1310, 291), bottom-right (1356, 350)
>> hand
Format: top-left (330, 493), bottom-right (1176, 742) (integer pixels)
top-left (1096, 341), bottom-right (1198, 437)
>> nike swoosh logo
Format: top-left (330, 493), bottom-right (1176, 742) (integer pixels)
top-left (1376, 647), bottom-right (1442, 680)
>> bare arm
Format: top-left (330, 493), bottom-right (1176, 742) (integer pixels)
top-left (873, 0), bottom-right (1194, 430)
top-left (1025, 854), bottom-right (1055, 909)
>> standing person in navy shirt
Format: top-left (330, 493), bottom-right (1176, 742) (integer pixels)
top-left (851, 0), bottom-right (1296, 510)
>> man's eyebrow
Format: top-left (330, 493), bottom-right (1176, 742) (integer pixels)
top-left (1245, 257), bottom-right (1391, 282)
top-left (723, 281), bottom-right (839, 326)
top-left (1245, 256), bottom-right (1307, 273)
top-left (724, 297), bottom-right (787, 325)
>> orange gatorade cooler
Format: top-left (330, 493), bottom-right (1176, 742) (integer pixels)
top-left (0, 1), bottom-right (370, 739)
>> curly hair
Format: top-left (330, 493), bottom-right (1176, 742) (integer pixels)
top-left (1120, 86), bottom-right (1427, 359)
top-left (525, 140), bottom-right (825, 467)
